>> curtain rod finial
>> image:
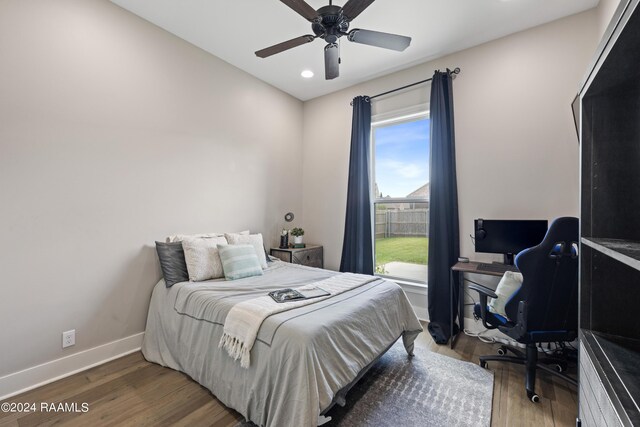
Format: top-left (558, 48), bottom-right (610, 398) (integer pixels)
top-left (350, 96), bottom-right (370, 106)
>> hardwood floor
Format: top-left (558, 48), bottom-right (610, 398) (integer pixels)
top-left (0, 326), bottom-right (577, 426)
top-left (424, 332), bottom-right (578, 427)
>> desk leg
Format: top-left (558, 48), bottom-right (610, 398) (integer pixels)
top-left (458, 271), bottom-right (465, 336)
top-left (450, 270), bottom-right (465, 349)
top-left (450, 270), bottom-right (462, 348)
top-left (449, 270), bottom-right (454, 348)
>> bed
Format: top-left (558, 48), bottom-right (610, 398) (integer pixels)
top-left (142, 260), bottom-right (423, 427)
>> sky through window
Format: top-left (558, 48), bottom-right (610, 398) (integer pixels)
top-left (374, 117), bottom-right (430, 198)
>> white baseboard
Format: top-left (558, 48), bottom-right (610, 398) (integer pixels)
top-left (396, 282), bottom-right (428, 322)
top-left (0, 332), bottom-right (144, 401)
top-left (413, 306), bottom-right (428, 322)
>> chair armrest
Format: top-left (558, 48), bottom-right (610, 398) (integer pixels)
top-left (467, 282), bottom-right (498, 330)
top-left (468, 283), bottom-right (498, 299)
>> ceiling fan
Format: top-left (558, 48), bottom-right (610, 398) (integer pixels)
top-left (255, 0), bottom-right (412, 80)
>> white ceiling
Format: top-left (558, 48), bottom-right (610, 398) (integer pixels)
top-left (110, 0), bottom-right (598, 101)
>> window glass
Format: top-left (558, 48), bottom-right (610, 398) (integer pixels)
top-left (372, 114), bottom-right (429, 283)
top-left (373, 118), bottom-right (429, 198)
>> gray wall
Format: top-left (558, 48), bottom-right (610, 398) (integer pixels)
top-left (0, 0), bottom-right (621, 384)
top-left (0, 0), bottom-right (303, 377)
top-left (301, 10), bottom-right (601, 272)
top-left (596, 0), bottom-right (622, 38)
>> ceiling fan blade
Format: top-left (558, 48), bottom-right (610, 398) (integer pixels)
top-left (255, 35), bottom-right (315, 58)
top-left (347, 29), bottom-right (411, 51)
top-left (280, 0), bottom-right (320, 22)
top-left (324, 43), bottom-right (340, 80)
top-left (341, 0), bottom-right (376, 20)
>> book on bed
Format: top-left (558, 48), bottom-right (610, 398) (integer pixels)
top-left (268, 286), bottom-right (330, 303)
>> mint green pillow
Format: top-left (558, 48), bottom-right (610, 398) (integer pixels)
top-left (217, 244), bottom-right (264, 280)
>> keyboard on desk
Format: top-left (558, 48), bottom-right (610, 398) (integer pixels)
top-left (477, 263), bottom-right (519, 273)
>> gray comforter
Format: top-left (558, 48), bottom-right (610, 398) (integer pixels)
top-left (142, 261), bottom-right (423, 427)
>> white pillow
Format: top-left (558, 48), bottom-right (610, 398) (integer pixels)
top-left (225, 232), bottom-right (268, 269)
top-left (167, 233), bottom-right (220, 243)
top-left (488, 271), bottom-right (523, 318)
top-left (167, 230), bottom-right (249, 243)
top-left (181, 236), bottom-right (229, 281)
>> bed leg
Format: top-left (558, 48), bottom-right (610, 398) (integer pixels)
top-left (317, 415), bottom-right (332, 426)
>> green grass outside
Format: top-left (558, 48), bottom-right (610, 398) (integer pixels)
top-left (375, 237), bottom-right (428, 266)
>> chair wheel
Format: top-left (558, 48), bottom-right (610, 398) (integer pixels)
top-left (497, 346), bottom-right (507, 356)
top-left (480, 360), bottom-right (488, 369)
top-left (527, 390), bottom-right (540, 403)
top-left (554, 364), bottom-right (564, 373)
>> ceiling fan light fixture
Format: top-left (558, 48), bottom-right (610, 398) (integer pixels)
top-left (301, 69), bottom-right (314, 78)
top-left (256, 0), bottom-right (411, 80)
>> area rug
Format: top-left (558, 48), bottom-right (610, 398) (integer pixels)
top-left (238, 340), bottom-right (494, 426)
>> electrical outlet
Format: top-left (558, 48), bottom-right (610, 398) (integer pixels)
top-left (62, 330), bottom-right (75, 348)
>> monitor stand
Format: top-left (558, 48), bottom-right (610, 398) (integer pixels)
top-left (503, 253), bottom-right (515, 265)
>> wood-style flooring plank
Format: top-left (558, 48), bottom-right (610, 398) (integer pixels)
top-left (0, 324), bottom-right (576, 426)
top-left (490, 365), bottom-right (508, 427)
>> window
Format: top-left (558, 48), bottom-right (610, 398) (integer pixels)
top-left (372, 112), bottom-right (429, 283)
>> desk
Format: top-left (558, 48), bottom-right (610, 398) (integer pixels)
top-left (449, 261), bottom-right (517, 348)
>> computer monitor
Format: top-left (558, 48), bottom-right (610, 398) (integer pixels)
top-left (474, 219), bottom-right (548, 265)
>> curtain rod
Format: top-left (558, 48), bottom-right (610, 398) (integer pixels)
top-left (364, 67), bottom-right (461, 102)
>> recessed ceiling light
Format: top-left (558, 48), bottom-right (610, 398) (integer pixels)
top-left (301, 70), bottom-right (314, 79)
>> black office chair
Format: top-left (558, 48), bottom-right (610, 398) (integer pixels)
top-left (469, 217), bottom-right (579, 402)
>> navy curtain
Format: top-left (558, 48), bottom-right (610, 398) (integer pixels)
top-left (427, 70), bottom-right (460, 344)
top-left (340, 96), bottom-right (374, 274)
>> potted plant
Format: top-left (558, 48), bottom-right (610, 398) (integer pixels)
top-left (290, 227), bottom-right (305, 244)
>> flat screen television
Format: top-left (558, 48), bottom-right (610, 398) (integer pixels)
top-left (474, 219), bottom-right (548, 264)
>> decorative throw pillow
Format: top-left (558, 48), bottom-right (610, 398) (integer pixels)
top-left (225, 232), bottom-right (268, 269)
top-left (488, 271), bottom-right (524, 318)
top-left (167, 230), bottom-right (249, 243)
top-left (217, 244), bottom-right (264, 280)
top-left (181, 236), bottom-right (228, 281)
top-left (167, 233), bottom-right (220, 243)
top-left (155, 241), bottom-right (189, 287)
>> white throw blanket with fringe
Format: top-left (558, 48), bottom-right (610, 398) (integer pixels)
top-left (219, 273), bottom-right (375, 368)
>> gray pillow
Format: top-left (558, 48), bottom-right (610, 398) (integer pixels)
top-left (155, 241), bottom-right (189, 287)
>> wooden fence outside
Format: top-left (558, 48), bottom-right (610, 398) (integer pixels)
top-left (375, 208), bottom-right (429, 238)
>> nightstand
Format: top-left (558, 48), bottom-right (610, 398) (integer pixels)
top-left (270, 245), bottom-right (323, 269)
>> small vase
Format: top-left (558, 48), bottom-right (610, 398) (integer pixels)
top-left (294, 236), bottom-right (303, 245)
